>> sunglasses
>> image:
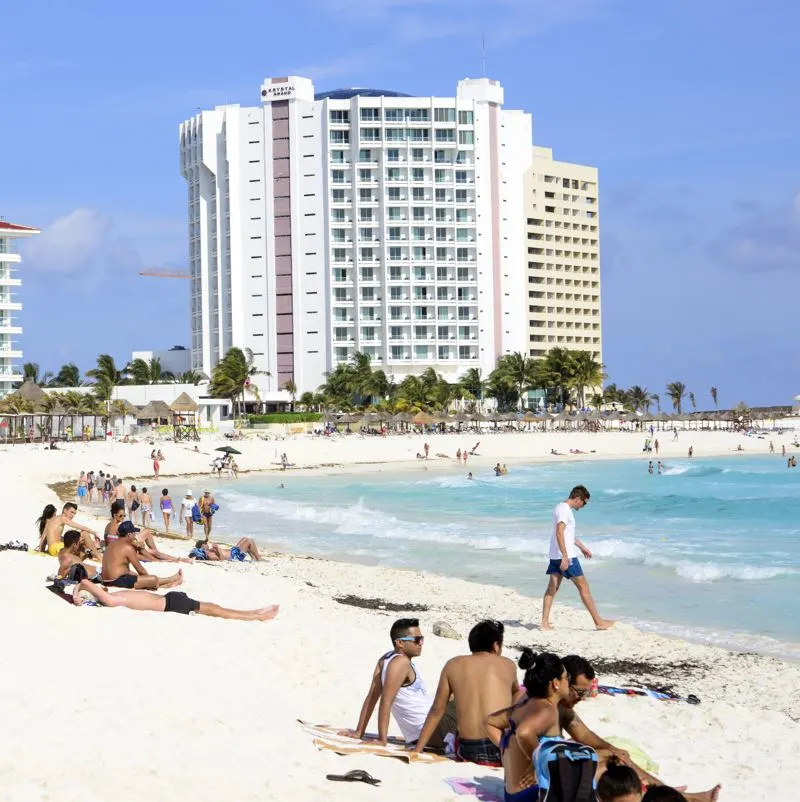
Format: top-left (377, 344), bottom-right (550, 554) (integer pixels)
top-left (397, 636), bottom-right (424, 644)
top-left (570, 684), bottom-right (591, 700)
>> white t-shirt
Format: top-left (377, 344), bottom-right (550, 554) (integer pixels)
top-left (182, 498), bottom-right (195, 519)
top-left (549, 501), bottom-right (579, 559)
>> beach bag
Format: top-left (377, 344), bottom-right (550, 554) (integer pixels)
top-left (131, 501), bottom-right (140, 511)
top-left (534, 740), bottom-right (597, 802)
top-left (191, 503), bottom-right (202, 523)
top-left (210, 503), bottom-right (219, 513)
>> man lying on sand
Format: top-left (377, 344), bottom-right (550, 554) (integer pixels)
top-left (343, 618), bottom-right (456, 750)
top-left (191, 538), bottom-right (262, 561)
top-left (102, 521), bottom-right (183, 590)
top-left (559, 655), bottom-right (720, 802)
top-left (71, 579), bottom-right (279, 621)
top-left (413, 619), bottom-right (521, 766)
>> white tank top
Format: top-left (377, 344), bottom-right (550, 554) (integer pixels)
top-left (380, 652), bottom-right (432, 743)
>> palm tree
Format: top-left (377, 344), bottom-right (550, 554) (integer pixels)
top-left (283, 379), bottom-right (297, 412)
top-left (665, 381), bottom-right (687, 414)
top-left (87, 354), bottom-right (127, 405)
top-left (627, 385), bottom-right (650, 414)
top-left (688, 392), bottom-right (697, 412)
top-left (40, 392), bottom-right (62, 440)
top-left (650, 393), bottom-right (661, 413)
top-left (49, 363), bottom-right (82, 387)
top-left (495, 352), bottom-right (537, 410)
top-left (175, 370), bottom-right (204, 385)
top-left (209, 347), bottom-right (269, 418)
top-left (459, 367), bottom-right (485, 404)
top-left (710, 386), bottom-right (718, 411)
top-left (128, 357), bottom-right (174, 384)
top-left (109, 398), bottom-right (130, 434)
top-left (298, 391), bottom-right (315, 411)
top-left (569, 351), bottom-right (606, 410)
top-left (22, 362), bottom-right (40, 383)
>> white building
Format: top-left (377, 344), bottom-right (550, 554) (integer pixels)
top-left (524, 146), bottom-right (601, 362)
top-left (0, 220), bottom-right (39, 398)
top-left (131, 346), bottom-right (192, 378)
top-left (180, 76), bottom-right (535, 393)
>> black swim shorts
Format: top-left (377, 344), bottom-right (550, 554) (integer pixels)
top-left (163, 591), bottom-right (200, 615)
top-left (103, 574), bottom-right (137, 589)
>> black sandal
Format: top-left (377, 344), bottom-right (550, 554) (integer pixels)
top-left (326, 770), bottom-right (381, 786)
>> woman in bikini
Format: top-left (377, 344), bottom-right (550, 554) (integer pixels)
top-left (160, 489), bottom-right (173, 533)
top-left (486, 650), bottom-right (571, 802)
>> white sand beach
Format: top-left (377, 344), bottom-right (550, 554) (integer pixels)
top-left (1, 428), bottom-right (799, 801)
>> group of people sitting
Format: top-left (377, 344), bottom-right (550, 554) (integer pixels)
top-left (37, 501), bottom-right (278, 622)
top-left (345, 618), bottom-right (719, 802)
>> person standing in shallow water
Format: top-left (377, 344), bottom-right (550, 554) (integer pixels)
top-left (540, 485), bottom-right (614, 631)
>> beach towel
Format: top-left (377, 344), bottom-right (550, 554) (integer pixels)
top-left (297, 720), bottom-right (450, 764)
top-left (597, 685), bottom-right (700, 705)
top-left (444, 777), bottom-right (504, 801)
top-left (604, 737), bottom-right (659, 775)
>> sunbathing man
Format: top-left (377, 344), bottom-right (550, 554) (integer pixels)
top-left (193, 538), bottom-right (262, 561)
top-left (37, 502), bottom-right (102, 557)
top-left (413, 619), bottom-right (521, 766)
top-left (57, 530), bottom-right (99, 580)
top-left (71, 578), bottom-right (279, 620)
top-left (101, 521), bottom-right (183, 590)
top-left (559, 655), bottom-right (720, 802)
top-left (343, 618), bottom-right (456, 750)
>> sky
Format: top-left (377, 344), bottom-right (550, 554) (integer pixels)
top-left (1, 0), bottom-right (799, 406)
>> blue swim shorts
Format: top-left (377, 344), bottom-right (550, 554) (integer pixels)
top-left (546, 558), bottom-right (584, 579)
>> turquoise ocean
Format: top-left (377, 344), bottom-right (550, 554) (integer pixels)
top-left (208, 456), bottom-right (800, 660)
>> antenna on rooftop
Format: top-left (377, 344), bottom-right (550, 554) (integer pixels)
top-left (481, 35), bottom-right (487, 77)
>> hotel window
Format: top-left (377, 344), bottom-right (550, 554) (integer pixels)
top-left (360, 108), bottom-right (380, 121)
top-left (456, 208), bottom-right (469, 222)
top-left (331, 150), bottom-right (346, 164)
top-left (435, 128), bottom-right (455, 142)
top-left (436, 227), bottom-right (447, 241)
top-left (436, 247), bottom-right (448, 261)
top-left (333, 288), bottom-right (348, 301)
top-left (459, 346), bottom-right (472, 359)
top-left (391, 346), bottom-right (404, 359)
top-left (435, 188), bottom-right (448, 203)
top-left (438, 346), bottom-right (451, 360)
top-left (456, 248), bottom-right (470, 262)
top-left (360, 248), bottom-right (374, 262)
top-left (434, 108), bottom-right (456, 122)
top-left (411, 148), bottom-right (424, 162)
top-left (359, 188), bottom-right (374, 202)
top-left (455, 170), bottom-right (468, 184)
top-left (434, 149), bottom-right (447, 163)
top-left (360, 128), bottom-right (381, 142)
top-left (361, 287), bottom-right (375, 301)
top-left (408, 129), bottom-right (430, 142)
top-left (455, 189), bottom-right (468, 203)
top-left (331, 209), bottom-right (346, 222)
top-left (333, 248), bottom-right (347, 262)
top-left (332, 228), bottom-right (346, 243)
top-left (412, 187), bottom-right (426, 201)
top-left (385, 128), bottom-right (406, 142)
top-left (358, 149), bottom-right (372, 163)
top-left (330, 130), bottom-right (349, 144)
top-left (455, 151), bottom-right (468, 164)
top-left (332, 169), bottom-right (345, 184)
top-left (384, 109), bottom-right (404, 122)
top-left (435, 209), bottom-right (448, 222)
top-left (437, 287), bottom-right (449, 301)
top-left (387, 167), bottom-right (401, 182)
top-left (390, 286), bottom-right (404, 300)
top-left (412, 207), bottom-right (426, 221)
top-left (388, 187), bottom-right (402, 200)
top-left (388, 227), bottom-right (402, 241)
top-left (389, 247), bottom-right (402, 261)
top-left (388, 207), bottom-right (402, 221)
top-left (359, 227), bottom-right (374, 241)
top-left (359, 168), bottom-right (373, 182)
top-left (412, 226), bottom-right (426, 240)
top-left (330, 110), bottom-right (349, 124)
top-left (436, 266), bottom-right (449, 281)
top-left (458, 110), bottom-right (474, 125)
top-left (389, 267), bottom-right (404, 280)
top-left (386, 148), bottom-right (400, 162)
top-left (413, 246), bottom-right (430, 260)
top-left (359, 208), bottom-right (373, 222)
top-left (457, 267), bottom-right (471, 281)
top-left (457, 229), bottom-right (470, 242)
top-left (407, 109), bottom-right (429, 122)
top-left (411, 167), bottom-right (425, 182)
top-left (435, 169), bottom-right (447, 183)
top-left (362, 327), bottom-right (375, 340)
top-left (332, 189), bottom-right (345, 202)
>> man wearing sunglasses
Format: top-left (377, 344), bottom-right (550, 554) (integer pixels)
top-left (541, 485), bottom-right (614, 631)
top-left (343, 618), bottom-right (456, 750)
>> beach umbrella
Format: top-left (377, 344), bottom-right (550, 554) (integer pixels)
top-left (411, 411), bottom-right (434, 426)
top-left (215, 446), bottom-right (242, 455)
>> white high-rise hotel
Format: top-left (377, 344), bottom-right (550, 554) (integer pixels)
top-left (180, 76), bottom-right (600, 394)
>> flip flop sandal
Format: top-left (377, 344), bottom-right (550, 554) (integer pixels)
top-left (326, 770), bottom-right (381, 786)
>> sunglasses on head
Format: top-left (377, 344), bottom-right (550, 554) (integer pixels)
top-left (397, 635), bottom-right (424, 644)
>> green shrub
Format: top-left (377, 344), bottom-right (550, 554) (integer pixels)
top-left (247, 413), bottom-right (323, 424)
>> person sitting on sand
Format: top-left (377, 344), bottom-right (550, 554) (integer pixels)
top-left (192, 538), bottom-right (262, 562)
top-left (550, 449), bottom-right (562, 456)
top-left (343, 618), bottom-right (456, 750)
top-left (70, 579), bottom-right (279, 621)
top-left (559, 655), bottom-right (720, 802)
top-left (413, 620), bottom-right (521, 766)
top-left (486, 650), bottom-right (575, 802)
top-left (101, 521), bottom-right (184, 590)
top-left (57, 530), bottom-right (99, 581)
top-left (597, 758), bottom-right (643, 802)
top-left (37, 503), bottom-right (102, 558)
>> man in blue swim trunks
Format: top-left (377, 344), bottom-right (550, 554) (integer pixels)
top-left (541, 485), bottom-right (614, 631)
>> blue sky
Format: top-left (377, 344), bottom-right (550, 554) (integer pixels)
top-left (1, 0), bottom-right (798, 405)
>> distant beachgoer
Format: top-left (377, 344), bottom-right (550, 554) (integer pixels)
top-left (654, 439), bottom-right (659, 455)
top-left (463, 450), bottom-right (468, 465)
top-left (424, 442), bottom-right (430, 459)
top-left (157, 449), bottom-right (165, 461)
top-left (467, 472), bottom-right (473, 480)
top-left (76, 471), bottom-right (88, 501)
top-left (139, 487), bottom-right (153, 525)
top-left (688, 446), bottom-right (693, 458)
top-left (160, 489), bottom-right (173, 532)
top-left (182, 491), bottom-right (196, 538)
top-left (413, 620), bottom-right (520, 766)
top-left (769, 441), bottom-right (775, 454)
top-left (456, 448), bottom-right (462, 460)
top-left (541, 485), bottom-right (614, 631)
top-left (127, 484), bottom-right (140, 525)
top-left (343, 618), bottom-right (455, 749)
top-left (199, 490), bottom-right (217, 538)
top-left (101, 524), bottom-right (183, 590)
top-left (648, 461), bottom-right (654, 475)
top-left (502, 464), bottom-right (508, 475)
top-left (70, 579), bottom-right (279, 620)
top-left (672, 427), bottom-right (678, 441)
top-left (113, 479), bottom-right (125, 508)
top-left (193, 538), bottom-right (262, 562)
top-left (470, 442), bottom-right (480, 455)
top-left (782, 445), bottom-right (786, 457)
top-left (494, 463), bottom-right (502, 476)
top-left (657, 461), bottom-right (663, 474)
top-left (153, 455), bottom-right (160, 479)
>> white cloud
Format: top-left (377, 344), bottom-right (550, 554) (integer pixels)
top-left (20, 208), bottom-right (142, 277)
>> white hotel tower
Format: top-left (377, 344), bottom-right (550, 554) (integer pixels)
top-left (0, 220), bottom-right (39, 398)
top-left (181, 77), bottom-right (544, 393)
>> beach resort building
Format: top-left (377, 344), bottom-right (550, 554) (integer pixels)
top-left (523, 146), bottom-right (601, 362)
top-left (180, 76), bottom-right (541, 393)
top-left (130, 346), bottom-right (192, 377)
top-left (0, 220), bottom-right (39, 399)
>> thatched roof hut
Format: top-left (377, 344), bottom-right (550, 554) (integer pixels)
top-left (137, 400), bottom-right (172, 421)
top-left (169, 392), bottom-right (199, 413)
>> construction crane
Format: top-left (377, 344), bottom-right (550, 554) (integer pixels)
top-left (139, 268), bottom-right (191, 279)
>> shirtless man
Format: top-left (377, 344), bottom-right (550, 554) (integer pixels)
top-left (39, 503), bottom-right (101, 558)
top-left (110, 512), bottom-right (188, 563)
top-left (101, 521), bottom-right (183, 590)
top-left (413, 619), bottom-right (520, 765)
top-left (560, 655), bottom-right (720, 802)
top-left (57, 530), bottom-right (99, 580)
top-left (199, 490), bottom-right (216, 539)
top-left (139, 487), bottom-right (153, 526)
top-left (71, 579), bottom-right (279, 621)
top-left (113, 479), bottom-right (126, 510)
top-left (126, 484), bottom-right (140, 525)
top-left (195, 538), bottom-right (261, 561)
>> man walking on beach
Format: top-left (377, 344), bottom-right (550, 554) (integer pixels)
top-left (541, 485), bottom-right (614, 631)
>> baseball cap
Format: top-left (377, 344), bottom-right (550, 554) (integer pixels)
top-left (118, 520), bottom-right (141, 536)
